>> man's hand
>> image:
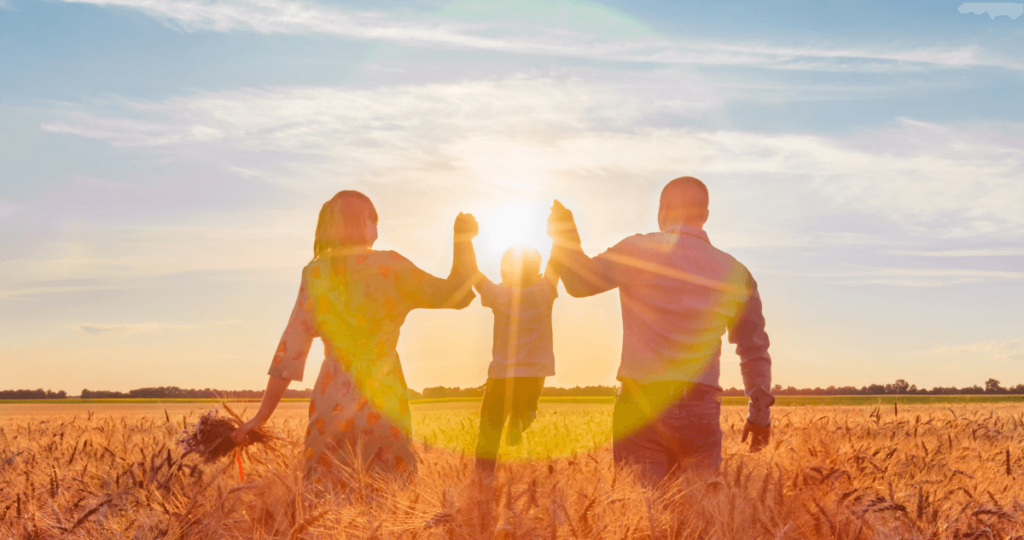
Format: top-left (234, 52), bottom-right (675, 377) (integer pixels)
top-left (454, 212), bottom-right (479, 241)
top-left (547, 200), bottom-right (580, 246)
top-left (741, 420), bottom-right (771, 452)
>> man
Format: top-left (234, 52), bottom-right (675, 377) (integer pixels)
top-left (547, 176), bottom-right (773, 482)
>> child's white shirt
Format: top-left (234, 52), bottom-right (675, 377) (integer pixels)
top-left (478, 278), bottom-right (557, 378)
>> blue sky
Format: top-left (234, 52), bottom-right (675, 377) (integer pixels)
top-left (1, 0), bottom-right (1022, 393)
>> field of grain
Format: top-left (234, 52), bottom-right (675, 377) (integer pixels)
top-left (2, 402), bottom-right (1022, 539)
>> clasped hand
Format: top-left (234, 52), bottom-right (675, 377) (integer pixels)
top-left (454, 212), bottom-right (479, 241)
top-left (546, 200), bottom-right (580, 245)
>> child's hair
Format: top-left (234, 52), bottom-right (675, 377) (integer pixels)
top-left (500, 246), bottom-right (543, 288)
top-left (314, 190), bottom-right (378, 258)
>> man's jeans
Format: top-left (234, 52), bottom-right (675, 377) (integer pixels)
top-left (612, 382), bottom-right (722, 484)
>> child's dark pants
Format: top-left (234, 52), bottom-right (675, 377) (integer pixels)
top-left (474, 376), bottom-right (545, 474)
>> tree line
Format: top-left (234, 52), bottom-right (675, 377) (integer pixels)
top-left (78, 386), bottom-right (315, 399)
top-left (744, 378), bottom-right (1024, 397)
top-left (74, 385), bottom-right (621, 400)
top-left (415, 385), bottom-right (620, 399)
top-left (2, 379), bottom-right (1021, 400)
top-left (0, 389), bottom-right (68, 399)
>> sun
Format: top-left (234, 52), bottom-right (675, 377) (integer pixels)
top-left (479, 200), bottom-right (552, 257)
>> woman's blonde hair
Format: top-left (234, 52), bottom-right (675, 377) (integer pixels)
top-left (313, 191), bottom-right (378, 258)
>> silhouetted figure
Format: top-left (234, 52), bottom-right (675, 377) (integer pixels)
top-left (473, 246), bottom-right (560, 475)
top-left (232, 191), bottom-right (478, 483)
top-left (548, 177), bottom-right (773, 483)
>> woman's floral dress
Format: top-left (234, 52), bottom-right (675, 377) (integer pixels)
top-left (268, 250), bottom-right (474, 482)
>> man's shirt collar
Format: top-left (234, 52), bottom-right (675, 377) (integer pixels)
top-left (663, 224), bottom-right (711, 244)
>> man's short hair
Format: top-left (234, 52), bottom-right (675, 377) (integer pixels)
top-left (660, 176), bottom-right (709, 213)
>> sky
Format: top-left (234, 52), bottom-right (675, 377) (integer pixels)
top-left (1, 0), bottom-right (1022, 394)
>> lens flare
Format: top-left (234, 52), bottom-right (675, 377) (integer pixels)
top-left (480, 201), bottom-right (552, 257)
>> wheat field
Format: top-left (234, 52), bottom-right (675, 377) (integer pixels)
top-left (1, 402), bottom-right (1022, 539)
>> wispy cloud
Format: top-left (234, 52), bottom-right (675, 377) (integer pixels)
top-left (888, 248), bottom-right (1024, 257)
top-left (74, 320), bottom-right (241, 334)
top-left (0, 283), bottom-right (135, 301)
top-left (802, 267), bottom-right (1024, 287)
top-left (959, 3), bottom-right (1024, 20)
top-left (55, 0), bottom-right (1023, 71)
top-left (929, 338), bottom-right (1021, 356)
top-left (0, 219), bottom-right (311, 290)
top-left (77, 324), bottom-right (117, 334)
top-left (75, 322), bottom-right (196, 334)
top-left (715, 231), bottom-right (893, 250)
top-left (38, 79), bottom-right (1024, 243)
top-left (40, 115), bottom-right (190, 148)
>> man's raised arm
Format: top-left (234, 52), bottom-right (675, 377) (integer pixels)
top-left (546, 200), bottom-right (617, 298)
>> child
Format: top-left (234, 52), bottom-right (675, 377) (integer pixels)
top-left (473, 245), bottom-right (559, 475)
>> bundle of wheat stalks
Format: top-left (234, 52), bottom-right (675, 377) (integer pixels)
top-left (177, 405), bottom-right (275, 462)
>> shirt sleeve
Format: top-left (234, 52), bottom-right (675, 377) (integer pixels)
top-left (552, 237), bottom-right (633, 297)
top-left (393, 252), bottom-right (476, 310)
top-left (268, 267), bottom-right (317, 382)
top-left (589, 237), bottom-right (641, 288)
top-left (727, 268), bottom-right (775, 426)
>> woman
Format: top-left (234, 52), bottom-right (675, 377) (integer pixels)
top-left (232, 190), bottom-right (478, 482)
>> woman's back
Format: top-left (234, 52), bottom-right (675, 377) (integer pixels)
top-left (307, 251), bottom-right (416, 362)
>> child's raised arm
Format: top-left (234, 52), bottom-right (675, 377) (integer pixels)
top-left (473, 270), bottom-right (496, 293)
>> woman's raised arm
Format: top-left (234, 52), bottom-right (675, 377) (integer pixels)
top-left (395, 213), bottom-right (479, 310)
top-left (449, 212), bottom-right (480, 305)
